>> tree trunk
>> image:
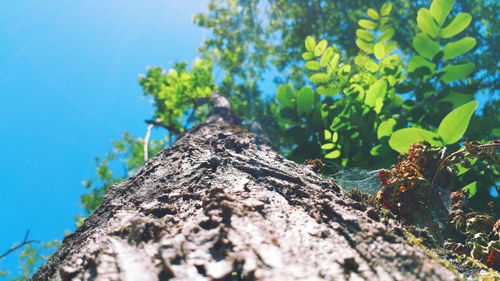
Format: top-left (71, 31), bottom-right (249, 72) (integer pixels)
top-left (32, 98), bottom-right (460, 281)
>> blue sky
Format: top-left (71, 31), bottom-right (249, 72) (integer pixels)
top-left (0, 0), bottom-right (209, 275)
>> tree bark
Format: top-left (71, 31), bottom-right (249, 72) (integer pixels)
top-left (32, 100), bottom-right (461, 281)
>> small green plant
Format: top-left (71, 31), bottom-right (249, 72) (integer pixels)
top-left (389, 100), bottom-right (478, 153)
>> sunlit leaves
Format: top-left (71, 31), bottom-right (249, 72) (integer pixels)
top-left (442, 37), bottom-right (476, 60)
top-left (413, 33), bottom-right (440, 59)
top-left (356, 39), bottom-right (374, 54)
top-left (324, 130), bottom-right (332, 140)
top-left (374, 43), bottom-right (386, 60)
top-left (440, 13), bottom-right (472, 38)
top-left (302, 52), bottom-right (314, 60)
top-left (440, 63), bottom-right (475, 83)
top-left (378, 28), bottom-right (395, 43)
top-left (417, 8), bottom-right (439, 38)
top-left (367, 8), bottom-right (379, 20)
top-left (358, 19), bottom-right (377, 30)
top-left (317, 86), bottom-right (340, 96)
top-left (430, 0), bottom-right (455, 26)
top-left (437, 100), bottom-right (478, 144)
top-left (305, 61), bottom-right (321, 70)
top-left (329, 53), bottom-right (340, 69)
top-left (310, 73), bottom-right (330, 83)
top-left (320, 48), bottom-right (335, 67)
top-left (305, 36), bottom-right (316, 52)
top-left (364, 80), bottom-right (387, 112)
top-left (380, 2), bottom-right (392, 16)
top-left (389, 100), bottom-right (478, 153)
top-left (356, 29), bottom-right (374, 41)
top-left (325, 150), bottom-right (341, 159)
top-left (314, 39), bottom-right (328, 56)
top-left (389, 128), bottom-right (442, 154)
top-left (321, 143), bottom-right (335, 149)
top-left (462, 181), bottom-right (478, 198)
top-left (377, 118), bottom-right (397, 139)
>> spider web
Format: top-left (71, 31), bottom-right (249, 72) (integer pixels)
top-left (324, 165), bottom-right (453, 214)
top-left (325, 165), bottom-right (382, 196)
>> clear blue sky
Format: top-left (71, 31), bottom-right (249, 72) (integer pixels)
top-left (0, 0), bottom-right (209, 275)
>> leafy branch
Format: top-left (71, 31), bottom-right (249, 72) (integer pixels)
top-left (0, 231), bottom-right (39, 260)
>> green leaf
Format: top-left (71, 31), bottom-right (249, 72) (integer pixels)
top-left (377, 118), bottom-right (397, 139)
top-left (377, 28), bottom-right (395, 43)
top-left (305, 36), bottom-right (316, 52)
top-left (389, 128), bottom-right (443, 154)
top-left (356, 39), bottom-right (374, 54)
top-left (276, 85), bottom-right (294, 108)
top-left (325, 150), bottom-right (341, 159)
top-left (413, 33), bottom-right (440, 59)
top-left (462, 181), bottom-right (478, 198)
top-left (324, 130), bottom-right (332, 140)
top-left (440, 63), bottom-right (475, 83)
top-left (417, 8), bottom-right (440, 38)
top-left (367, 8), bottom-right (379, 20)
top-left (356, 29), bottom-right (374, 42)
top-left (329, 53), bottom-right (340, 69)
top-left (302, 52), bottom-right (314, 60)
top-left (439, 91), bottom-right (475, 107)
top-left (440, 13), bottom-right (472, 38)
top-left (437, 100), bottom-right (478, 144)
top-left (430, 0), bottom-right (455, 26)
top-left (493, 128), bottom-right (500, 137)
top-left (380, 2), bottom-right (392, 16)
top-left (314, 39), bottom-right (328, 56)
top-left (358, 19), bottom-right (377, 30)
top-left (374, 42), bottom-right (386, 60)
top-left (365, 79), bottom-right (387, 108)
top-left (296, 86), bottom-right (314, 114)
top-left (310, 73), bottom-right (330, 83)
top-left (321, 143), bottom-right (335, 149)
top-left (332, 131), bottom-right (339, 143)
top-left (408, 56), bottom-right (436, 76)
top-left (320, 48), bottom-right (334, 67)
top-left (305, 61), bottom-right (321, 70)
top-left (442, 37), bottom-right (476, 60)
top-left (455, 158), bottom-right (477, 175)
top-left (317, 86), bottom-right (340, 96)
top-left (384, 41), bottom-right (397, 56)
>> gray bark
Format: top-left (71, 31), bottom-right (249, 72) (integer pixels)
top-left (32, 101), bottom-right (461, 281)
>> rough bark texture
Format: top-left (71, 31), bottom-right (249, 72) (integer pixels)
top-left (32, 104), bottom-right (461, 281)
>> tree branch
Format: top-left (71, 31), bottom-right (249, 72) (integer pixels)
top-left (0, 230), bottom-right (39, 260)
top-left (144, 120), bottom-right (182, 135)
top-left (143, 124), bottom-right (154, 162)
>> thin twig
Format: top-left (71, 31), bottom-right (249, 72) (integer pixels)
top-left (144, 120), bottom-right (181, 135)
top-left (143, 124), bottom-right (154, 162)
top-left (0, 230), bottom-right (39, 260)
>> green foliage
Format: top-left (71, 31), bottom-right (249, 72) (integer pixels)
top-left (272, 0), bottom-right (497, 214)
top-left (276, 2), bottom-right (404, 166)
top-left (389, 101), bottom-right (478, 153)
top-left (139, 59), bottom-right (215, 133)
top-left (3, 241), bottom-right (60, 280)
